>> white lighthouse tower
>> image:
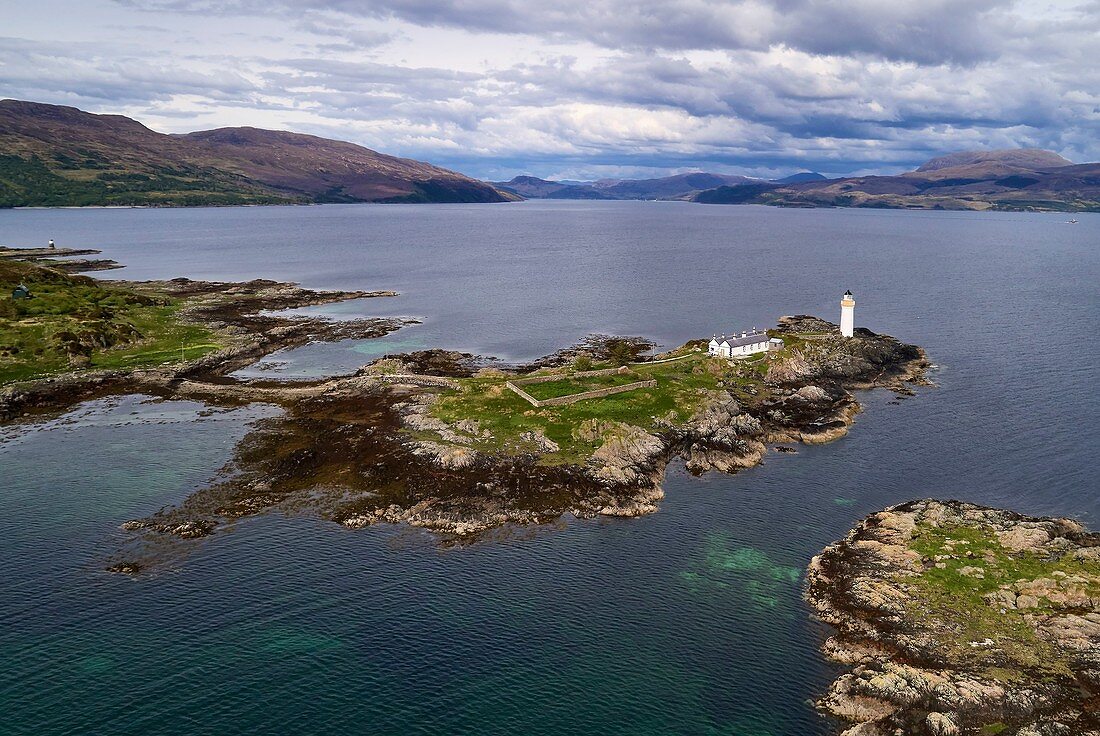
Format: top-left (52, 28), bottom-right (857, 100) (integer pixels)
top-left (840, 290), bottom-right (855, 337)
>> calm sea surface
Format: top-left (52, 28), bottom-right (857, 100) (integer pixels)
top-left (1, 201), bottom-right (1098, 735)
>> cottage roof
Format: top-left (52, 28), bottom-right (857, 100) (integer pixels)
top-left (722, 330), bottom-right (769, 348)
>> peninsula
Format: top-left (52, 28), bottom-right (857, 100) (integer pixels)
top-left (808, 500), bottom-right (1100, 735)
top-left (1, 253), bottom-right (929, 570)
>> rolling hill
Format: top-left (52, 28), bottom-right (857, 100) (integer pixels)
top-left (693, 149), bottom-right (1099, 212)
top-left (0, 100), bottom-right (513, 207)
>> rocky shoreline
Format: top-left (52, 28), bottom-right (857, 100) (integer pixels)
top-left (0, 276), bottom-right (412, 421)
top-left (807, 499), bottom-right (1100, 736)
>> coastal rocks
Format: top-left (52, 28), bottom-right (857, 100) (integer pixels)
top-left (597, 484), bottom-right (664, 517)
top-left (413, 441), bottom-right (479, 469)
top-left (683, 440), bottom-right (766, 473)
top-left (795, 384), bottom-right (830, 402)
top-left (523, 334), bottom-right (657, 370)
top-left (769, 315), bottom-right (929, 391)
top-left (807, 499), bottom-right (1100, 736)
top-left (375, 349), bottom-right (484, 377)
top-left (519, 430), bottom-right (559, 453)
top-left (587, 423), bottom-right (665, 485)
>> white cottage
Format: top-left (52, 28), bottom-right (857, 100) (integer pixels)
top-left (708, 329), bottom-right (783, 358)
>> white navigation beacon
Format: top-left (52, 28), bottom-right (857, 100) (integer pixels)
top-left (840, 290), bottom-right (855, 337)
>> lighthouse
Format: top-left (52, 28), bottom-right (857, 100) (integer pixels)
top-left (840, 290), bottom-right (855, 337)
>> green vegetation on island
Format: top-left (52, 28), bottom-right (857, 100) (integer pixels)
top-left (428, 349), bottom-right (772, 465)
top-left (906, 520), bottom-right (1099, 681)
top-left (0, 258), bottom-right (222, 384)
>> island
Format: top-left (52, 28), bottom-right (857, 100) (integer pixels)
top-left (1, 251), bottom-right (930, 570)
top-left (807, 500), bottom-right (1100, 735)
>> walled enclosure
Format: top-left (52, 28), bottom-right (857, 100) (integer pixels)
top-left (505, 367), bottom-right (658, 408)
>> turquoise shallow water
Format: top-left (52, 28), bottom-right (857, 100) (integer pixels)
top-left (0, 202), bottom-right (1098, 734)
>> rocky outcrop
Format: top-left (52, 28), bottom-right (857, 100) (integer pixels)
top-left (807, 500), bottom-right (1100, 736)
top-left (768, 315), bottom-right (929, 391)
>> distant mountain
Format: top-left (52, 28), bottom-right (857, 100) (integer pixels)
top-left (593, 172), bottom-right (757, 199)
top-left (493, 171), bottom-right (760, 201)
top-left (491, 176), bottom-right (611, 199)
top-left (913, 148), bottom-right (1072, 176)
top-left (774, 171), bottom-right (827, 184)
top-left (0, 99), bottom-right (514, 207)
top-left (693, 149), bottom-right (1099, 212)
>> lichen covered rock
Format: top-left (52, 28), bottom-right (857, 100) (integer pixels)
top-left (807, 499), bottom-right (1100, 735)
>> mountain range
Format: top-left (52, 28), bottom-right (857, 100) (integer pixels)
top-left (490, 173), bottom-right (765, 202)
top-left (2, 100), bottom-right (1096, 212)
top-left (492, 172), bottom-right (787, 201)
top-left (694, 149), bottom-right (1100, 211)
top-left (498, 150), bottom-right (1098, 211)
top-left (0, 100), bottom-right (513, 207)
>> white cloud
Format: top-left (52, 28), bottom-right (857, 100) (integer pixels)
top-left (0, 0), bottom-right (1095, 179)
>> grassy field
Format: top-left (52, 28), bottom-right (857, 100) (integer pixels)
top-left (520, 371), bottom-right (645, 401)
top-left (902, 521), bottom-right (1100, 680)
top-left (0, 259), bottom-right (223, 384)
top-left (430, 350), bottom-right (774, 464)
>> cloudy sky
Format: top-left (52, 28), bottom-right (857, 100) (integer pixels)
top-left (2, 0), bottom-right (1098, 180)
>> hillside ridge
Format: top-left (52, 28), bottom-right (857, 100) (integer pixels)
top-left (0, 99), bottom-right (512, 207)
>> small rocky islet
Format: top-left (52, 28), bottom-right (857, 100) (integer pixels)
top-left (808, 500), bottom-right (1100, 736)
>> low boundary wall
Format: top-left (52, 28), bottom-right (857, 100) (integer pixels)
top-left (361, 373), bottom-right (460, 389)
top-left (506, 368), bottom-right (658, 408)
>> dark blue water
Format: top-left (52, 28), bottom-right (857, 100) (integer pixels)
top-left (1, 202), bottom-right (1098, 735)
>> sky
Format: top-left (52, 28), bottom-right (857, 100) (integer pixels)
top-left (1, 0), bottom-right (1098, 180)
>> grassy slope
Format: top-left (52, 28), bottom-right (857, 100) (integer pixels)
top-left (903, 521), bottom-right (1100, 681)
top-left (0, 100), bottom-right (511, 207)
top-left (0, 260), bottom-right (221, 384)
top-left (430, 349), bottom-right (775, 464)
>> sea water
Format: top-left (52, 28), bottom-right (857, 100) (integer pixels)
top-left (1, 201), bottom-right (1097, 735)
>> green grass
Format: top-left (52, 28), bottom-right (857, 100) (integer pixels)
top-left (429, 352), bottom-right (774, 464)
top-left (520, 371), bottom-right (644, 401)
top-left (901, 521), bottom-right (1100, 680)
top-left (0, 259), bottom-right (223, 384)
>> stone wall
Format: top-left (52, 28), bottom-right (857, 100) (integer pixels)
top-left (362, 373), bottom-right (460, 389)
top-left (506, 376), bottom-right (657, 408)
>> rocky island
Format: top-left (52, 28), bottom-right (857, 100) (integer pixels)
top-left (808, 500), bottom-right (1100, 736)
top-left (105, 314), bottom-right (927, 568)
top-left (1, 252), bottom-right (930, 569)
